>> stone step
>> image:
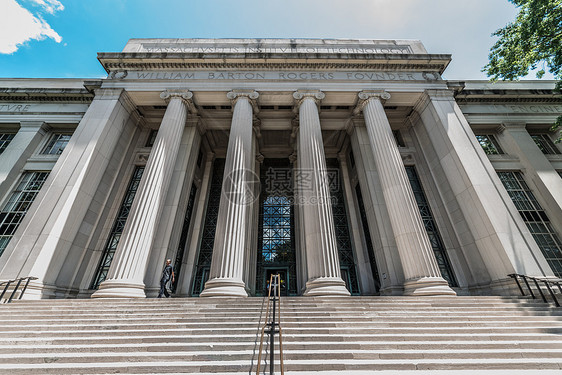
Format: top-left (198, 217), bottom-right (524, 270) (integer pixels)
top-left (2, 332), bottom-right (562, 345)
top-left (3, 307), bottom-right (561, 316)
top-left (2, 348), bottom-right (562, 364)
top-left (2, 321), bottom-right (562, 333)
top-left (2, 318), bottom-right (560, 328)
top-left (1, 358), bottom-right (561, 374)
top-left (1, 296), bottom-right (560, 373)
top-left (1, 340), bottom-right (561, 354)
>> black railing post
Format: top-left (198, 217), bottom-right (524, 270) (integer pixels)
top-left (509, 274), bottom-right (525, 296)
top-left (269, 276), bottom-right (276, 375)
top-left (0, 281), bottom-right (11, 302)
top-left (7, 278), bottom-right (23, 303)
top-left (532, 278), bottom-right (547, 303)
top-left (521, 275), bottom-right (535, 299)
top-left (18, 277), bottom-right (33, 300)
top-left (543, 280), bottom-right (560, 307)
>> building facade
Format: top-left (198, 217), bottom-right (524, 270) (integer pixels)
top-left (0, 38), bottom-right (561, 299)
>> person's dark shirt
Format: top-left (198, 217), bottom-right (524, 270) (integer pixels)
top-left (161, 264), bottom-right (173, 282)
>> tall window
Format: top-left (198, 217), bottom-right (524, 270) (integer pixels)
top-left (191, 159), bottom-right (225, 295)
top-left (256, 159), bottom-right (297, 296)
top-left (355, 184), bottom-right (381, 292)
top-left (406, 167), bottom-right (457, 286)
top-left (0, 133), bottom-right (15, 154)
top-left (530, 133), bottom-right (561, 155)
top-left (498, 172), bottom-right (562, 277)
top-left (326, 158), bottom-right (360, 294)
top-left (171, 183), bottom-right (197, 292)
top-left (475, 134), bottom-right (503, 155)
top-left (0, 172), bottom-right (49, 256)
top-left (41, 133), bottom-right (72, 155)
top-left (91, 166), bottom-right (145, 289)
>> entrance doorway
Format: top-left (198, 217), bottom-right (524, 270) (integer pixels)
top-left (263, 268), bottom-right (289, 296)
top-left (255, 159), bottom-right (297, 296)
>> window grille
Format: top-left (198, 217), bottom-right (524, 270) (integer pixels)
top-left (354, 184), bottom-right (381, 292)
top-left (326, 159), bottom-right (360, 294)
top-left (41, 133), bottom-right (72, 155)
top-left (530, 134), bottom-right (561, 155)
top-left (0, 172), bottom-right (49, 256)
top-left (475, 134), bottom-right (503, 155)
top-left (498, 171), bottom-right (562, 277)
top-left (405, 166), bottom-right (457, 286)
top-left (91, 166), bottom-right (145, 289)
top-left (171, 183), bottom-right (198, 292)
top-left (0, 133), bottom-right (15, 154)
top-left (256, 159), bottom-right (297, 296)
top-left (192, 159), bottom-right (225, 295)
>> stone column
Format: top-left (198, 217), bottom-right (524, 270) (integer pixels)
top-left (294, 91), bottom-right (350, 296)
top-left (356, 91), bottom-right (455, 296)
top-left (0, 88), bottom-right (139, 299)
top-left (499, 123), bottom-right (562, 228)
top-left (412, 90), bottom-right (552, 288)
top-left (200, 90), bottom-right (259, 297)
top-left (92, 90), bottom-right (193, 298)
top-left (0, 121), bottom-right (50, 200)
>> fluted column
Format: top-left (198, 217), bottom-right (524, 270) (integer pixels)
top-left (356, 91), bottom-right (455, 296)
top-left (92, 90), bottom-right (193, 298)
top-left (294, 91), bottom-right (350, 296)
top-left (200, 90), bottom-right (259, 297)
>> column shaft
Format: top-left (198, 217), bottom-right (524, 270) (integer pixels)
top-left (360, 92), bottom-right (455, 296)
top-left (200, 91), bottom-right (258, 297)
top-left (92, 91), bottom-right (192, 298)
top-left (0, 122), bottom-right (49, 200)
top-left (295, 91), bottom-right (350, 296)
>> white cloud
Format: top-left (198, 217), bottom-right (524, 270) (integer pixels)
top-left (0, 0), bottom-right (63, 54)
top-left (29, 0), bottom-right (63, 14)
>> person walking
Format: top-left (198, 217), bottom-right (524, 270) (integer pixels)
top-left (157, 259), bottom-right (175, 298)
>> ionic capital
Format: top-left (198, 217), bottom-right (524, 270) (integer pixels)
top-left (293, 90), bottom-right (325, 112)
top-left (160, 89), bottom-right (193, 105)
top-left (353, 90), bottom-right (391, 115)
top-left (227, 89), bottom-right (260, 113)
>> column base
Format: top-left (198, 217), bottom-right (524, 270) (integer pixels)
top-left (403, 277), bottom-right (457, 296)
top-left (200, 278), bottom-right (248, 297)
top-left (303, 277), bottom-right (351, 296)
top-left (91, 279), bottom-right (146, 299)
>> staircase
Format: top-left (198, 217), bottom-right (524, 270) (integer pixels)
top-left (0, 296), bottom-right (561, 374)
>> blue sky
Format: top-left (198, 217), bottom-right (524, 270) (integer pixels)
top-left (0, 0), bottom-right (545, 80)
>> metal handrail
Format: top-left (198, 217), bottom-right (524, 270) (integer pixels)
top-left (0, 276), bottom-right (37, 303)
top-left (256, 274), bottom-right (284, 375)
top-left (508, 273), bottom-right (562, 307)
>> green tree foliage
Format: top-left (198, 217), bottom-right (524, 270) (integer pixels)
top-left (483, 0), bottom-right (562, 133)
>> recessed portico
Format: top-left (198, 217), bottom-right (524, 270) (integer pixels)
top-left (0, 39), bottom-right (558, 300)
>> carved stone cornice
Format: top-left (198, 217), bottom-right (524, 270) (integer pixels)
top-left (99, 60), bottom-right (450, 74)
top-left (0, 88), bottom-right (93, 103)
top-left (292, 90), bottom-right (325, 113)
top-left (353, 90), bottom-right (391, 115)
top-left (226, 90), bottom-right (259, 113)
